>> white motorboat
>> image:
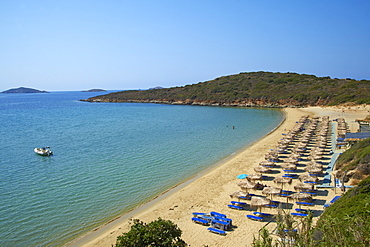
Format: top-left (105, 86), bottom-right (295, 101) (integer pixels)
top-left (34, 147), bottom-right (53, 156)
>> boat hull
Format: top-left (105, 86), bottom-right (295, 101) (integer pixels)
top-left (34, 148), bottom-right (53, 156)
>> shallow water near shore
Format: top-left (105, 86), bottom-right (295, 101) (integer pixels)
top-left (0, 91), bottom-right (283, 246)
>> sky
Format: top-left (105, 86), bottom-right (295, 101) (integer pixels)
top-left (1, 0), bottom-right (370, 91)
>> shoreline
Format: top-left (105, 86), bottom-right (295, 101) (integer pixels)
top-left (67, 106), bottom-right (368, 247)
top-left (67, 108), bottom-right (286, 247)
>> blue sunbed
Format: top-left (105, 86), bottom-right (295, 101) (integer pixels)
top-left (192, 217), bottom-right (209, 225)
top-left (214, 217), bottom-right (232, 226)
top-left (330, 196), bottom-right (341, 204)
top-left (228, 204), bottom-right (243, 210)
top-left (295, 208), bottom-right (308, 213)
top-left (296, 202), bottom-right (314, 206)
top-left (230, 201), bottom-right (247, 205)
top-left (291, 213), bottom-right (308, 217)
top-left (210, 211), bottom-right (226, 218)
top-left (264, 204), bottom-right (278, 208)
top-left (208, 227), bottom-right (226, 235)
top-left (253, 212), bottom-right (272, 217)
top-left (192, 212), bottom-right (207, 216)
top-left (246, 215), bottom-right (264, 221)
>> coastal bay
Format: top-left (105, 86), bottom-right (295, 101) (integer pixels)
top-left (68, 105), bottom-right (369, 247)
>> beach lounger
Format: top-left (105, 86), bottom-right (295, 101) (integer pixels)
top-left (211, 220), bottom-right (230, 230)
top-left (198, 215), bottom-right (213, 223)
top-left (207, 227), bottom-right (226, 235)
top-left (192, 212), bottom-right (207, 217)
top-left (264, 204), bottom-right (278, 208)
top-left (279, 194), bottom-right (290, 197)
top-left (228, 204), bottom-right (243, 210)
top-left (214, 217), bottom-right (232, 226)
top-left (330, 196), bottom-right (341, 204)
top-left (295, 208), bottom-right (308, 213)
top-left (192, 217), bottom-right (209, 226)
top-left (291, 212), bottom-right (308, 217)
top-left (282, 190), bottom-right (293, 194)
top-left (246, 215), bottom-right (264, 221)
top-left (296, 202), bottom-right (314, 206)
top-left (210, 211), bottom-right (226, 218)
top-left (230, 201), bottom-right (247, 205)
top-left (270, 200), bottom-right (280, 205)
top-left (253, 212), bottom-right (272, 217)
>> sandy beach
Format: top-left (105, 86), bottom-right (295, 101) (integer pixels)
top-left (67, 106), bottom-right (369, 247)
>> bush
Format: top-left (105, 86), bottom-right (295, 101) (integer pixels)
top-left (115, 218), bottom-right (187, 247)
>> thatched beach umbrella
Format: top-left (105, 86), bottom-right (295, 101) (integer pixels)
top-left (304, 166), bottom-right (322, 174)
top-left (281, 163), bottom-right (297, 170)
top-left (285, 157), bottom-right (298, 164)
top-left (254, 166), bottom-right (271, 174)
top-left (250, 196), bottom-right (271, 212)
top-left (289, 192), bottom-right (312, 201)
top-left (238, 180), bottom-right (257, 192)
top-left (294, 182), bottom-right (314, 191)
top-left (247, 173), bottom-right (263, 181)
top-left (273, 176), bottom-right (292, 189)
top-left (230, 191), bottom-right (249, 201)
top-left (299, 174), bottom-right (319, 183)
top-left (259, 160), bottom-right (275, 167)
top-left (262, 186), bottom-right (282, 200)
top-left (289, 193), bottom-right (313, 209)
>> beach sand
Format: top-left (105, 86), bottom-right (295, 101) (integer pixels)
top-left (67, 106), bottom-right (369, 247)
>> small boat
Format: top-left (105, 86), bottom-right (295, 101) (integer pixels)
top-left (34, 147), bottom-right (53, 156)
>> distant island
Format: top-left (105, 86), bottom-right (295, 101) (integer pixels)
top-left (1, 87), bottom-right (49, 94)
top-left (82, 89), bottom-right (106, 92)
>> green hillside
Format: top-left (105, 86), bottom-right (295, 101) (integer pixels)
top-left (83, 71), bottom-right (370, 107)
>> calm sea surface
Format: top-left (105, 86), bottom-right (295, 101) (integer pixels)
top-left (0, 91), bottom-right (284, 246)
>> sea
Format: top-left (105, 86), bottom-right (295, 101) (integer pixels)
top-left (0, 91), bottom-right (284, 246)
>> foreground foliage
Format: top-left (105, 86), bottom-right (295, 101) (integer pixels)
top-left (335, 137), bottom-right (370, 175)
top-left (85, 71), bottom-right (370, 106)
top-left (252, 176), bottom-right (370, 246)
top-left (115, 218), bottom-right (186, 247)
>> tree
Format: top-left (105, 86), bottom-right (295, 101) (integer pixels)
top-left (115, 218), bottom-right (187, 247)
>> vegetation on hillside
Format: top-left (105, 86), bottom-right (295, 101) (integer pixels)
top-left (335, 138), bottom-right (370, 182)
top-left (84, 72), bottom-right (370, 107)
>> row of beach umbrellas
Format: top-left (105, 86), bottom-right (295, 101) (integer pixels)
top-left (233, 115), bottom-right (332, 212)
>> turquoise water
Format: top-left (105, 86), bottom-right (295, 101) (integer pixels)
top-left (0, 91), bottom-right (284, 246)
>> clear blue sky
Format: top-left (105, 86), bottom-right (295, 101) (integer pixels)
top-left (1, 0), bottom-right (370, 91)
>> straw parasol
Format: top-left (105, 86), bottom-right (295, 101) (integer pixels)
top-left (247, 173), bottom-right (263, 181)
top-left (259, 160), bottom-right (275, 167)
top-left (304, 166), bottom-right (322, 174)
top-left (299, 174), bottom-right (319, 182)
top-left (294, 182), bottom-right (314, 191)
top-left (273, 176), bottom-right (292, 189)
top-left (289, 193), bottom-right (313, 208)
top-left (285, 157), bottom-right (298, 164)
top-left (289, 192), bottom-right (312, 201)
top-left (238, 180), bottom-right (257, 192)
top-left (250, 196), bottom-right (271, 212)
top-left (262, 186), bottom-right (282, 199)
top-left (281, 163), bottom-right (297, 170)
top-left (230, 191), bottom-right (249, 201)
top-left (254, 166), bottom-right (271, 174)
